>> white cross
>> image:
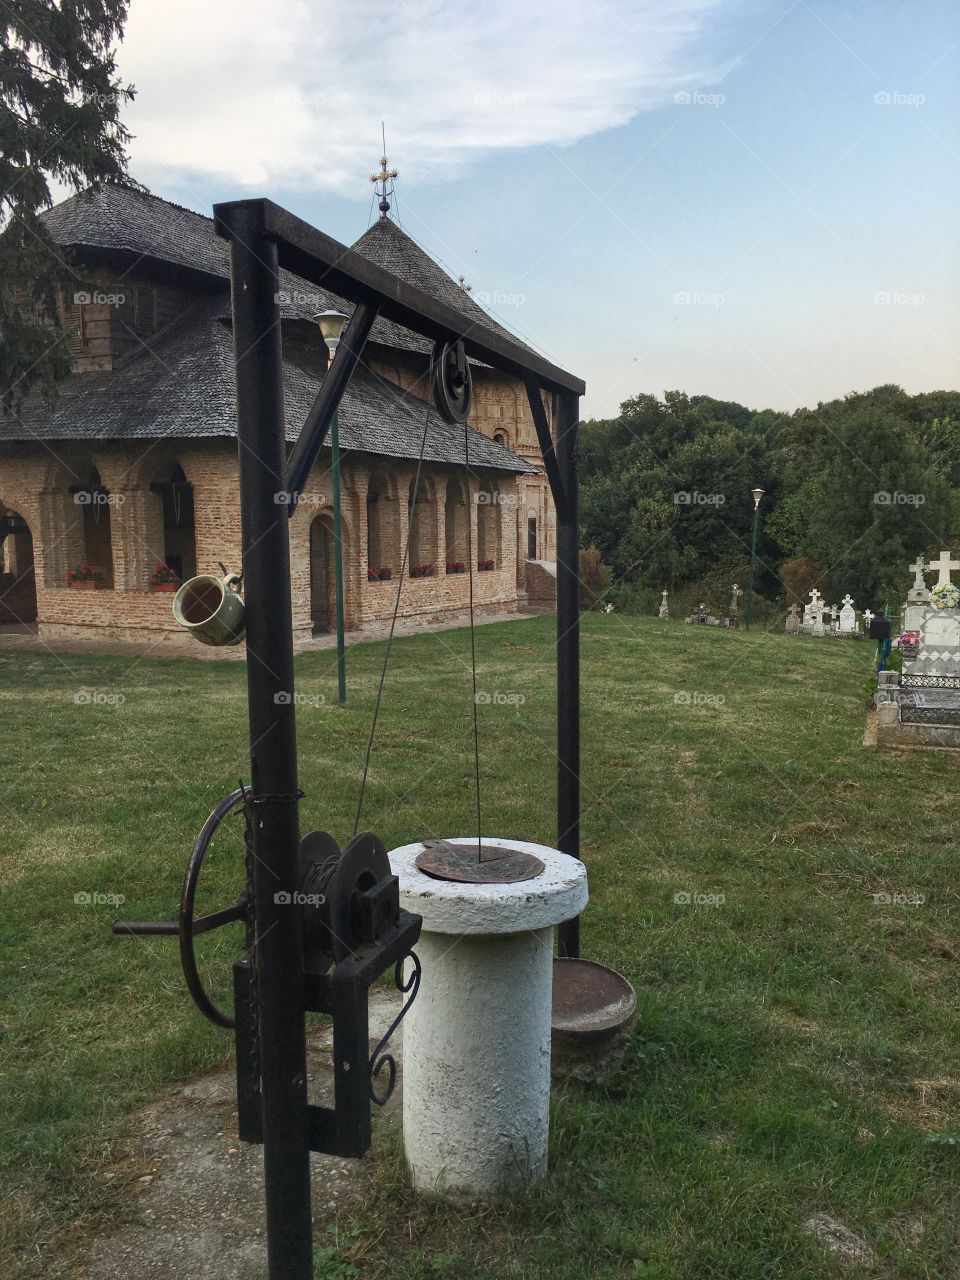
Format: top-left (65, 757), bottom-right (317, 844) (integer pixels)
top-left (842, 594), bottom-right (854, 607)
top-left (909, 555), bottom-right (927, 589)
top-left (927, 549), bottom-right (960, 586)
top-left (808, 588), bottom-right (822, 605)
top-left (863, 609), bottom-right (874, 626)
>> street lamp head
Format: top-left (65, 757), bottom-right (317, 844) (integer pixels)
top-left (313, 309), bottom-right (349, 359)
top-left (752, 487), bottom-right (765, 509)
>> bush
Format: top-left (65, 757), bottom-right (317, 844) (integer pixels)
top-left (578, 546), bottom-right (611, 611)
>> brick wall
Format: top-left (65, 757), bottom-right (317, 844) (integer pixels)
top-left (0, 441), bottom-right (527, 651)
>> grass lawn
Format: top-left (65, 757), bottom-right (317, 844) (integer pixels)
top-left (1, 613), bottom-right (957, 1278)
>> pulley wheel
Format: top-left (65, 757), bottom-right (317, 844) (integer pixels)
top-left (431, 339), bottom-right (473, 424)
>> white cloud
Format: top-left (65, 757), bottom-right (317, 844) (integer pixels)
top-left (117, 0), bottom-right (732, 193)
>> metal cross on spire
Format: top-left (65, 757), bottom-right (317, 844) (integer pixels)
top-left (370, 126), bottom-right (399, 218)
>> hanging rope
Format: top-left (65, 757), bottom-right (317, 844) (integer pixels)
top-left (353, 388), bottom-right (486, 863)
top-left (353, 399), bottom-right (432, 838)
top-left (462, 417), bottom-right (484, 862)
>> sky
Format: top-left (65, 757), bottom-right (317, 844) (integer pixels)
top-left (110, 0), bottom-right (958, 420)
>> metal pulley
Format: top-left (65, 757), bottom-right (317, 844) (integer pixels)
top-left (113, 790), bottom-right (421, 1157)
top-left (431, 338), bottom-right (473, 424)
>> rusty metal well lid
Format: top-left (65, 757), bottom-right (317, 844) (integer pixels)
top-left (415, 838), bottom-right (545, 885)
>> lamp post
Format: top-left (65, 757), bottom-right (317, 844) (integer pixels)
top-left (315, 310), bottom-right (348, 705)
top-left (746, 487), bottom-right (764, 631)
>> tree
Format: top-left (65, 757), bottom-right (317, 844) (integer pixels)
top-left (768, 401), bottom-right (953, 604)
top-left (1, 0), bottom-right (135, 410)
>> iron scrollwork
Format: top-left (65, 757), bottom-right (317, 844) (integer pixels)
top-left (369, 951), bottom-right (421, 1105)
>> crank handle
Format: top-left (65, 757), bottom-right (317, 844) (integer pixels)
top-left (113, 919), bottom-right (179, 936)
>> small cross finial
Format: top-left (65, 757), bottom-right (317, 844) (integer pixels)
top-left (370, 136), bottom-right (399, 218)
top-left (457, 274), bottom-right (472, 294)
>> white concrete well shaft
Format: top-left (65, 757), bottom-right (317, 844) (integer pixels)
top-left (388, 838), bottom-right (588, 1202)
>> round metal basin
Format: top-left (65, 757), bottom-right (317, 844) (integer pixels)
top-left (551, 957), bottom-right (636, 1077)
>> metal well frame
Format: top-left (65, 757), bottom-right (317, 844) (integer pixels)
top-left (212, 198), bottom-right (584, 1280)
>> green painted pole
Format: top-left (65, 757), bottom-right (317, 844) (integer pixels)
top-left (746, 502), bottom-right (760, 631)
top-left (331, 410), bottom-right (347, 705)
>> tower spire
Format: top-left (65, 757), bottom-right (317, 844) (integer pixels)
top-left (370, 124), bottom-right (398, 218)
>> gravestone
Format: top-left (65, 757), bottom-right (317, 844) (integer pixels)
top-left (839, 594), bottom-right (856, 634)
top-left (785, 603), bottom-right (800, 634)
top-left (902, 555), bottom-right (931, 633)
top-left (728, 584), bottom-right (742, 621)
top-left (658, 589), bottom-right (669, 620)
top-left (876, 560), bottom-right (960, 748)
top-left (802, 588), bottom-right (823, 635)
top-left (862, 609), bottom-right (874, 635)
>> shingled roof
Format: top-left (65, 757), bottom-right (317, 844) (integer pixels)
top-left (3, 299), bottom-right (535, 473)
top-left (12, 186), bottom-right (540, 472)
top-left (39, 184), bottom-right (531, 360)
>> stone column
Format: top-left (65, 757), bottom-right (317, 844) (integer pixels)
top-left (388, 838), bottom-right (587, 1203)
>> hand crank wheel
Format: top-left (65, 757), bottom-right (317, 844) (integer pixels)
top-left (431, 338), bottom-right (473, 424)
top-left (114, 787), bottom-right (252, 1030)
top-left (178, 787), bottom-right (251, 1029)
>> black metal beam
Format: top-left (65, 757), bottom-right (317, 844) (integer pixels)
top-left (522, 374), bottom-right (569, 521)
top-left (217, 202), bottom-right (313, 1280)
top-left (213, 199), bottom-right (585, 398)
top-left (283, 300), bottom-right (379, 511)
top-left (555, 389), bottom-right (581, 959)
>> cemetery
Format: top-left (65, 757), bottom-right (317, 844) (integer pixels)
top-left (2, 5), bottom-right (958, 1279)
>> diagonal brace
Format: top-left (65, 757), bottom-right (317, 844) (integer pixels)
top-left (283, 300), bottom-right (380, 512)
top-left (523, 374), bottom-right (569, 522)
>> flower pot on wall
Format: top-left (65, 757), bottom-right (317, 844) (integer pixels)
top-left (70, 580), bottom-right (106, 591)
top-left (150, 582), bottom-right (179, 593)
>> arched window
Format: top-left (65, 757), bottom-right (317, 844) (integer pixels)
top-left (444, 476), bottom-right (469, 573)
top-left (492, 429), bottom-right (508, 449)
top-left (149, 464), bottom-right (196, 583)
top-left (407, 477), bottom-right (437, 572)
top-left (476, 481), bottom-right (501, 570)
top-left (70, 466), bottom-right (114, 588)
top-left (367, 471), bottom-right (400, 580)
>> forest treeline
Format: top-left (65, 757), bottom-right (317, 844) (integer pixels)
top-left (579, 384), bottom-right (960, 614)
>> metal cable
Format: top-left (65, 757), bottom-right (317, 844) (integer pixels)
top-left (462, 417), bottom-right (484, 862)
top-left (353, 398), bottom-right (433, 837)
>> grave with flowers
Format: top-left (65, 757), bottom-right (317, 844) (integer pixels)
top-left (876, 550), bottom-right (960, 747)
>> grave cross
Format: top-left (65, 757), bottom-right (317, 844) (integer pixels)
top-left (909, 555), bottom-right (928, 592)
top-left (808, 588), bottom-right (822, 606)
top-left (927, 549), bottom-right (960, 586)
top-left (863, 609), bottom-right (874, 627)
top-left (842, 593), bottom-right (854, 607)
